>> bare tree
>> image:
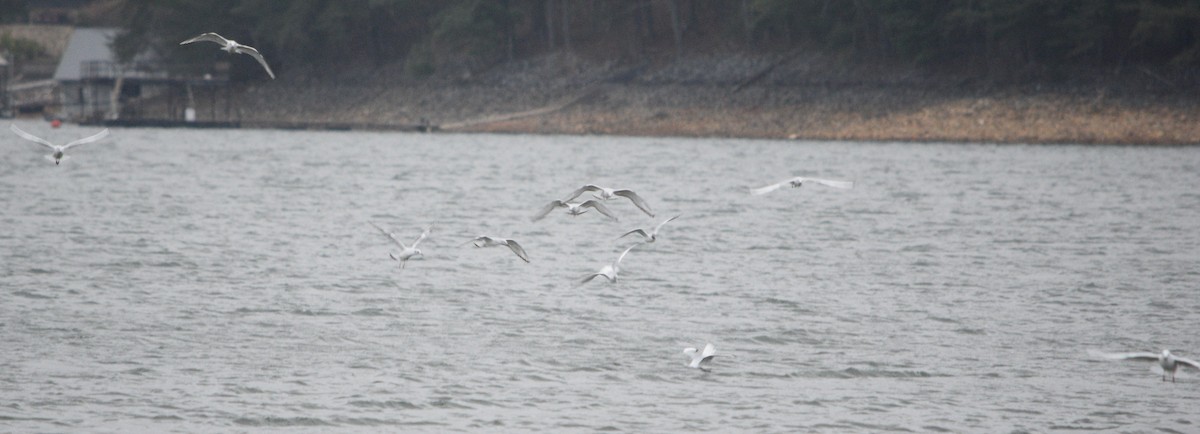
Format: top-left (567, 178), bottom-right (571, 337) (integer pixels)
top-left (561, 0), bottom-right (571, 52)
top-left (666, 0), bottom-right (683, 59)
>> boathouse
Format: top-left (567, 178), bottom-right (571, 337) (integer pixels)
top-left (54, 27), bottom-right (237, 125)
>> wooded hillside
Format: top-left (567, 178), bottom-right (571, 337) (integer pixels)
top-left (83, 0), bottom-right (1199, 80)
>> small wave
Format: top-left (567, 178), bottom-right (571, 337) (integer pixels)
top-left (232, 307), bottom-right (280, 315)
top-left (827, 368), bottom-right (939, 378)
top-left (844, 420), bottom-right (916, 432)
top-left (428, 398), bottom-right (472, 409)
top-left (995, 407), bottom-right (1043, 415)
top-left (13, 290), bottom-right (53, 299)
top-left (233, 416), bottom-right (335, 427)
top-left (751, 335), bottom-right (790, 345)
top-left (352, 308), bottom-right (389, 316)
top-left (900, 243), bottom-right (938, 252)
top-left (1047, 423), bottom-right (1120, 431)
top-left (338, 417), bottom-right (435, 426)
top-left (291, 309), bottom-right (337, 316)
top-left (1088, 411), bottom-right (1139, 418)
top-left (122, 367), bottom-right (155, 376)
top-left (1147, 300), bottom-right (1176, 310)
top-left (636, 373), bottom-right (673, 382)
top-left (921, 425), bottom-right (955, 432)
top-left (348, 399), bottom-right (420, 410)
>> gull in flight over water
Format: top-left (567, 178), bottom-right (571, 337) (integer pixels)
top-left (180, 32), bottom-right (276, 79)
top-left (531, 199), bottom-right (619, 222)
top-left (10, 124), bottom-right (109, 165)
top-left (619, 214), bottom-right (680, 243)
top-left (370, 222), bottom-right (432, 269)
top-left (578, 244), bottom-right (639, 285)
top-left (463, 236), bottom-right (530, 263)
top-left (1105, 349), bottom-right (1200, 382)
top-left (683, 343), bottom-right (717, 370)
top-left (750, 176), bottom-right (854, 195)
top-left (563, 184), bottom-right (655, 217)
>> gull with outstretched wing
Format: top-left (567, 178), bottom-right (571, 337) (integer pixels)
top-left (531, 199), bottom-right (619, 222)
top-left (1104, 349), bottom-right (1200, 382)
top-left (463, 236), bottom-right (530, 263)
top-left (563, 184), bottom-right (655, 217)
top-left (180, 32), bottom-right (276, 79)
top-left (370, 222), bottom-right (432, 269)
top-left (578, 244), bottom-right (640, 285)
top-left (750, 176), bottom-right (854, 196)
top-left (10, 124), bottom-right (109, 165)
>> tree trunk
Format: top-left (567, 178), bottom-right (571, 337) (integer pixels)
top-left (109, 67), bottom-right (123, 120)
top-left (666, 0), bottom-right (683, 59)
top-left (546, 0), bottom-right (556, 50)
top-left (741, 0), bottom-right (752, 46)
top-left (502, 0), bottom-right (514, 62)
top-left (561, 0), bottom-right (571, 52)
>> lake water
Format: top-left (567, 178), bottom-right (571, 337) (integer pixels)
top-left (2, 122), bottom-right (1199, 432)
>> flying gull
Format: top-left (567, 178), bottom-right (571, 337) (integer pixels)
top-left (683, 343), bottom-right (717, 370)
top-left (619, 214), bottom-right (680, 243)
top-left (563, 184), bottom-right (655, 217)
top-left (531, 199), bottom-right (619, 222)
top-left (180, 32), bottom-right (276, 79)
top-left (1105, 349), bottom-right (1200, 382)
top-left (370, 222), bottom-right (432, 269)
top-left (750, 176), bottom-right (854, 195)
top-left (578, 244), bottom-right (639, 285)
top-left (10, 124), bottom-right (109, 165)
top-left (463, 236), bottom-right (530, 263)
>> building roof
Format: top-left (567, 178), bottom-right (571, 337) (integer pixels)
top-left (53, 27), bottom-right (117, 81)
top-left (28, 0), bottom-right (94, 9)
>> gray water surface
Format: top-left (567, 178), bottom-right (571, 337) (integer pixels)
top-left (2, 123), bottom-right (1199, 432)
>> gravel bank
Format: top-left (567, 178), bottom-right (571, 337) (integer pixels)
top-left (230, 53), bottom-right (1200, 144)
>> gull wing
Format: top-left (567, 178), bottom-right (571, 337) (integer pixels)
top-left (613, 189), bottom-right (654, 217)
top-left (461, 236), bottom-right (486, 247)
top-left (562, 184), bottom-right (603, 202)
top-left (687, 344), bottom-right (715, 368)
top-left (652, 214), bottom-right (681, 234)
top-left (238, 45), bottom-right (276, 79)
top-left (180, 32), bottom-right (230, 46)
top-left (750, 180), bottom-right (788, 196)
top-left (10, 125), bottom-right (57, 150)
top-left (618, 228), bottom-right (648, 240)
top-left (580, 200), bottom-right (618, 221)
top-left (411, 225), bottom-right (433, 248)
top-left (578, 272), bottom-right (605, 285)
top-left (1177, 356), bottom-right (1200, 371)
top-left (1103, 352), bottom-right (1160, 362)
top-left (531, 200), bottom-right (566, 221)
top-left (807, 177), bottom-right (855, 189)
top-left (614, 243), bottom-right (639, 267)
top-left (61, 128), bottom-right (109, 150)
top-left (369, 221), bottom-right (408, 249)
top-left (503, 239), bottom-right (530, 263)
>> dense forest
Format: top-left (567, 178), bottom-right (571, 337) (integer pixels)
top-left (8, 1), bottom-right (1200, 79)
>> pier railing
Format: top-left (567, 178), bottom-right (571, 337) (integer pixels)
top-left (79, 61), bottom-right (229, 83)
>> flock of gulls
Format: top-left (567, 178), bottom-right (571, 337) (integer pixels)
top-left (6, 32), bottom-right (1197, 377)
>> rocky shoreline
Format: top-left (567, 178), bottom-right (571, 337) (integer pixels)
top-left (226, 53), bottom-right (1199, 144)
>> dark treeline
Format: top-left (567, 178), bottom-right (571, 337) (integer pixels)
top-left (93, 0), bottom-right (1200, 79)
